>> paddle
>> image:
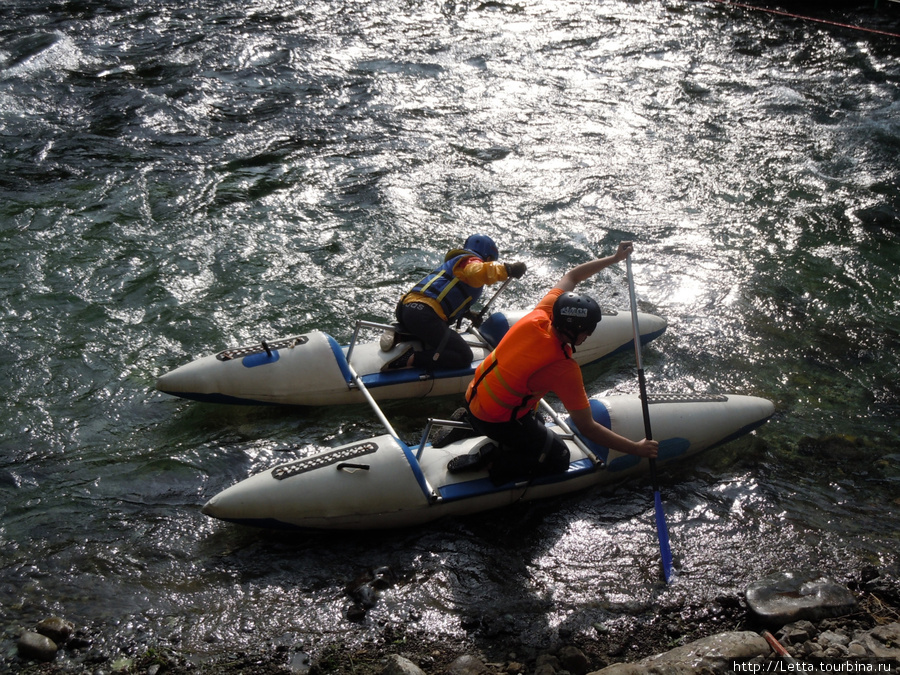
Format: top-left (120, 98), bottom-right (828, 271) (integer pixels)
top-left (345, 348), bottom-right (401, 440)
top-left (348, 322), bottom-right (440, 500)
top-left (435, 278), bottom-right (513, 362)
top-left (625, 254), bottom-right (674, 584)
top-left (471, 277), bottom-right (513, 327)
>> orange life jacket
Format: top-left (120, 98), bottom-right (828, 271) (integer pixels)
top-left (466, 309), bottom-right (572, 423)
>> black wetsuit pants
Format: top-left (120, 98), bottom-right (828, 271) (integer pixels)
top-left (464, 405), bottom-right (571, 483)
top-left (396, 301), bottom-right (473, 371)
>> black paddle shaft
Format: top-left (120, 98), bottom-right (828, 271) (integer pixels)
top-left (636, 368), bottom-right (653, 442)
top-left (626, 255), bottom-right (660, 492)
top-left (636, 366), bottom-right (661, 493)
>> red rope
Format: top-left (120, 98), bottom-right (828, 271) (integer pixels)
top-left (706, 0), bottom-right (900, 39)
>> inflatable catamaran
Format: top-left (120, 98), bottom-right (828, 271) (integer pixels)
top-left (156, 307), bottom-right (667, 407)
top-left (201, 392), bottom-right (775, 531)
top-left (198, 267), bottom-right (775, 532)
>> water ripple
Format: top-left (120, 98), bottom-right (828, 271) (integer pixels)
top-left (1, 0), bottom-right (898, 665)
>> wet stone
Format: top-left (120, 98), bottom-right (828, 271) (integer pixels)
top-left (745, 570), bottom-right (857, 627)
top-left (288, 650), bottom-right (312, 674)
top-left (382, 653), bottom-right (426, 675)
top-left (856, 622), bottom-right (900, 660)
top-left (17, 630), bottom-right (58, 662)
top-left (345, 566), bottom-right (397, 622)
top-left (588, 631), bottom-right (769, 674)
top-left (534, 653), bottom-right (561, 674)
top-left (36, 616), bottom-right (74, 644)
top-left (817, 629), bottom-right (850, 648)
top-left (446, 654), bottom-right (489, 675)
top-left (777, 620), bottom-right (815, 644)
top-left (558, 645), bottom-right (589, 675)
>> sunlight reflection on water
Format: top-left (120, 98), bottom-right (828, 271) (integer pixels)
top-left (1, 0), bottom-right (898, 667)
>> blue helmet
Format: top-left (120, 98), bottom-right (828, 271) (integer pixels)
top-left (464, 234), bottom-right (499, 262)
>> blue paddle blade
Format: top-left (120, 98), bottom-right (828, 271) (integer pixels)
top-left (654, 490), bottom-right (674, 583)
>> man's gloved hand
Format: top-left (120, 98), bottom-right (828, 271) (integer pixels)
top-left (505, 261), bottom-right (527, 279)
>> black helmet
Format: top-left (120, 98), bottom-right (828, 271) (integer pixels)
top-left (463, 234), bottom-right (499, 262)
top-left (552, 292), bottom-right (602, 341)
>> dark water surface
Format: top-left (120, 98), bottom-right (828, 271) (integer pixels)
top-left (2, 0), bottom-right (899, 668)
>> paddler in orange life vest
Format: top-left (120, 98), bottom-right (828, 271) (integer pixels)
top-left (455, 241), bottom-right (658, 484)
top-left (381, 234), bottom-right (527, 373)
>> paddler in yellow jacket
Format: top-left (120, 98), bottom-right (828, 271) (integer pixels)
top-left (454, 241), bottom-right (658, 484)
top-left (382, 234), bottom-right (527, 373)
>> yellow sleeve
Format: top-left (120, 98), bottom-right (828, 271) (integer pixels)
top-left (454, 258), bottom-right (508, 288)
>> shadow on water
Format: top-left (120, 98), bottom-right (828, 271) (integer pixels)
top-left (174, 422), bottom-right (758, 655)
top-left (188, 494), bottom-right (656, 659)
top-left (180, 407), bottom-right (900, 663)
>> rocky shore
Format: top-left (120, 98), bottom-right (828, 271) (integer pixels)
top-left (8, 565), bottom-right (900, 675)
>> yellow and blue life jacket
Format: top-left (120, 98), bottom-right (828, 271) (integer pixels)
top-left (408, 252), bottom-right (484, 321)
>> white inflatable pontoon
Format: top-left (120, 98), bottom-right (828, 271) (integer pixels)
top-left (201, 393), bottom-right (775, 531)
top-left (157, 308), bottom-right (667, 407)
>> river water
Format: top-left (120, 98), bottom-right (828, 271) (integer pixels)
top-left (1, 0), bottom-right (899, 669)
